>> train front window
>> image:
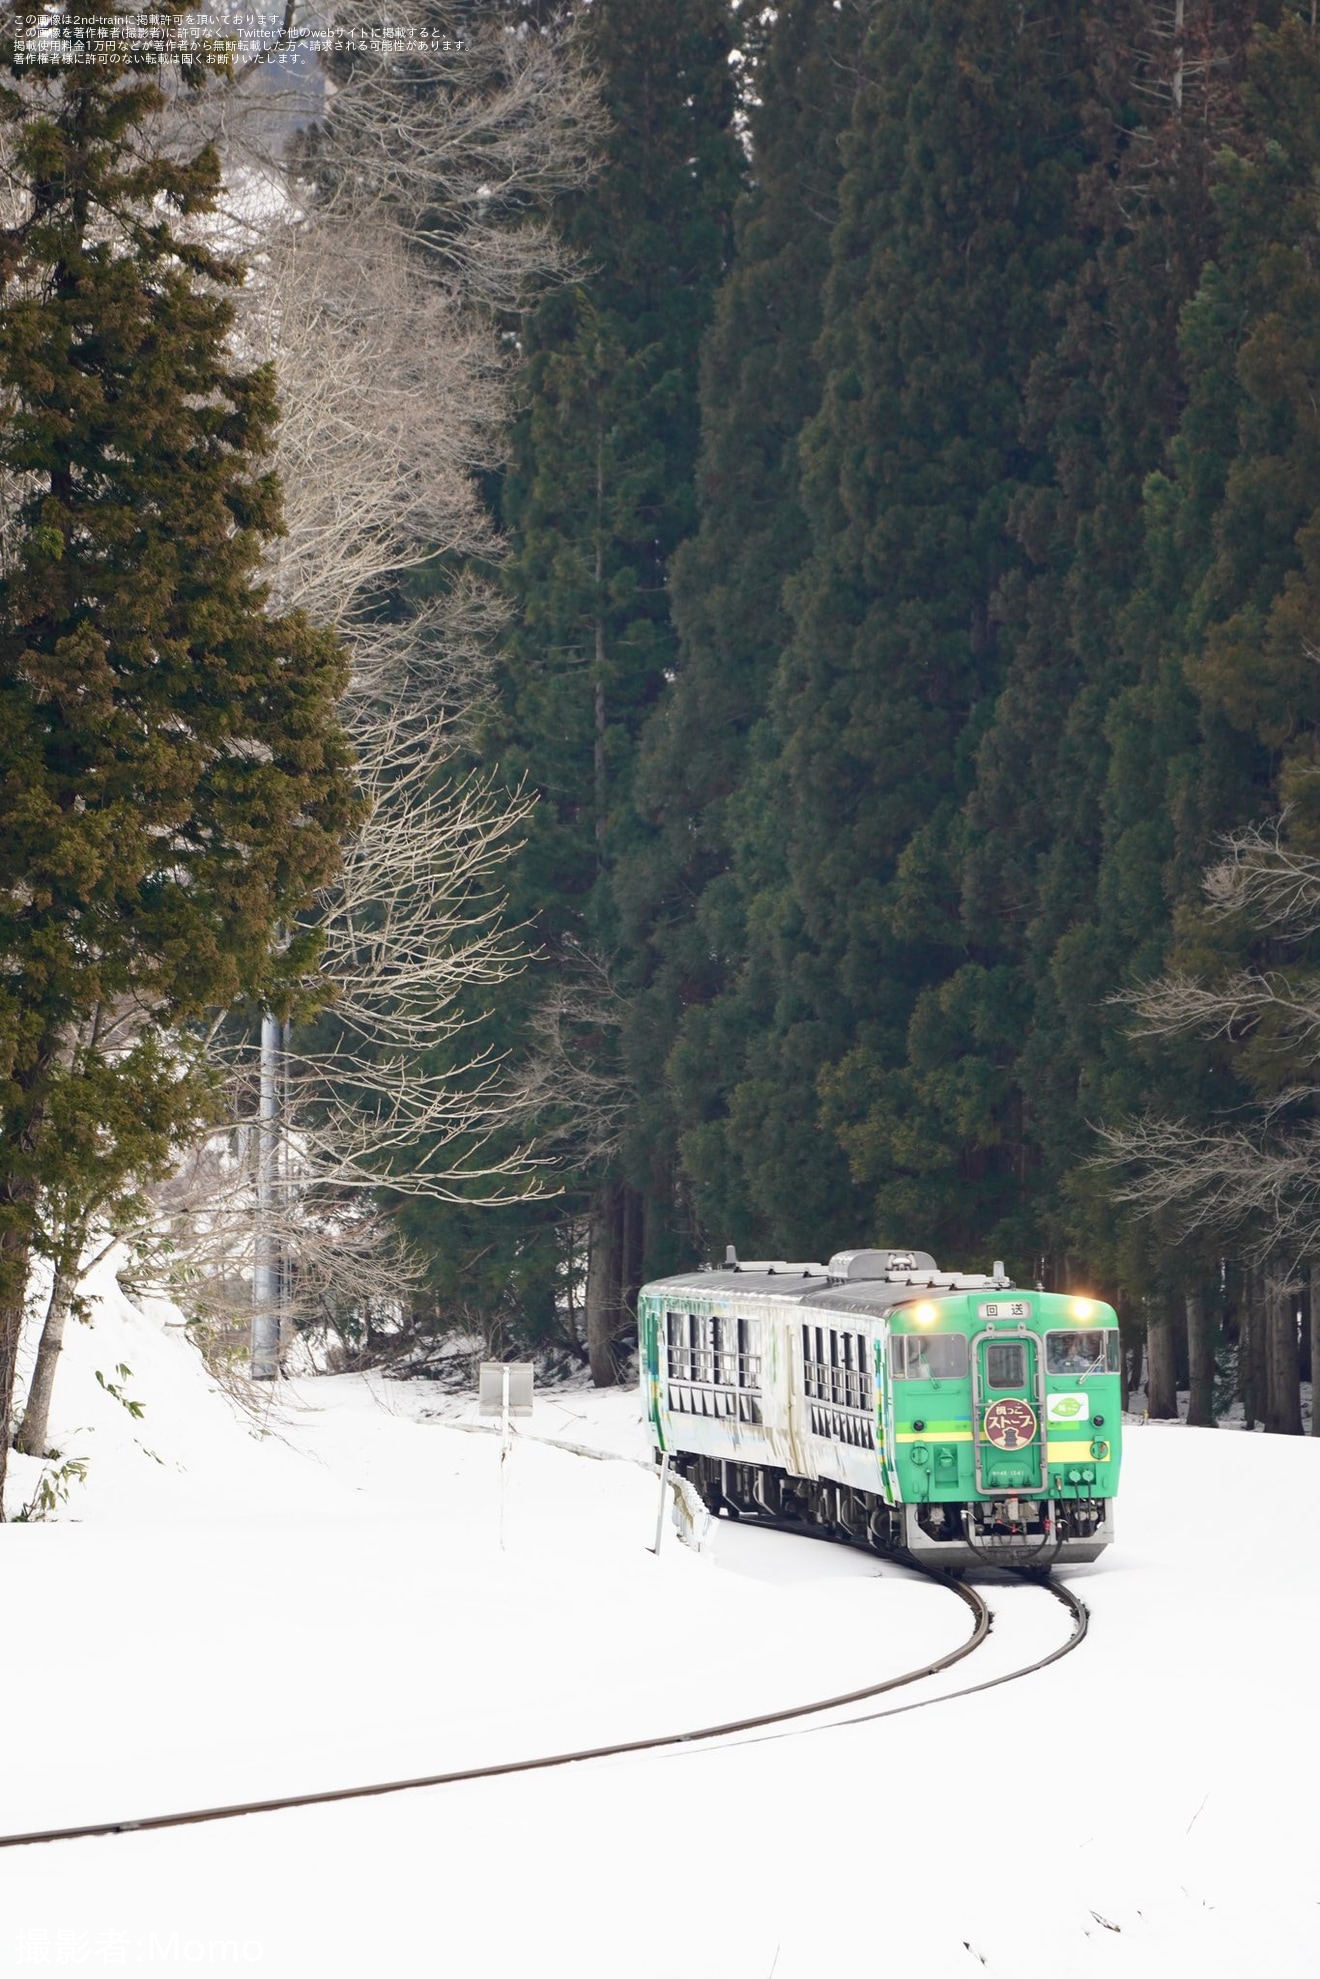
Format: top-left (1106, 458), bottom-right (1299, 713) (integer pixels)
top-left (985, 1341), bottom-right (1026, 1388)
top-left (1046, 1329), bottom-right (1119, 1375)
top-left (890, 1334), bottom-right (968, 1380)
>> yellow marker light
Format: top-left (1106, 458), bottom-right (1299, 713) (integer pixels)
top-left (913, 1301), bottom-right (939, 1326)
top-left (1071, 1298), bottom-right (1095, 1320)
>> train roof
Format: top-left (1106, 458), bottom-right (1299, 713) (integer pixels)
top-left (644, 1247), bottom-right (1015, 1320)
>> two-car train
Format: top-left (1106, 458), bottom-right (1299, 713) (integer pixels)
top-left (638, 1247), bottom-right (1121, 1572)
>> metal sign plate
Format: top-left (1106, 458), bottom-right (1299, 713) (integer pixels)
top-left (982, 1397), bottom-right (1038, 1450)
top-left (979, 1299), bottom-right (1031, 1321)
top-left (478, 1361), bottom-right (535, 1416)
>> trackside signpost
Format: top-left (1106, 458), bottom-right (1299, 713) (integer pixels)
top-left (478, 1362), bottom-right (533, 1547)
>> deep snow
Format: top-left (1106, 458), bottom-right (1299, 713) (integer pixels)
top-left (2, 1261), bottom-right (1317, 1977)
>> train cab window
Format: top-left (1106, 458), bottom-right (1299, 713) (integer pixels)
top-left (1046, 1329), bottom-right (1119, 1376)
top-left (890, 1334), bottom-right (968, 1380)
top-left (985, 1341), bottom-right (1027, 1389)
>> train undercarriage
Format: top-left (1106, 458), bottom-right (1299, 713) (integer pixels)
top-left (671, 1452), bottom-right (1111, 1574)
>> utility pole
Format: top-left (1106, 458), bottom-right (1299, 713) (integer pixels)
top-left (251, 1012), bottom-right (282, 1379)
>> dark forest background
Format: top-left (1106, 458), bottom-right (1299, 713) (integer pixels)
top-left (382, 0), bottom-right (1320, 1427)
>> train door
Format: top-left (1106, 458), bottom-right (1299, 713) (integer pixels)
top-left (971, 1331), bottom-right (1045, 1492)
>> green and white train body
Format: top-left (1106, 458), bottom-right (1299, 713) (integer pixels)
top-left (638, 1248), bottom-right (1120, 1571)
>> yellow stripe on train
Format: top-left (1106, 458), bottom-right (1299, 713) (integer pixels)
top-left (894, 1430), bottom-right (973, 1443)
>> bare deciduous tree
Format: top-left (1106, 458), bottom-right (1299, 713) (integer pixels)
top-left (12, 4), bottom-right (603, 1432)
top-left (1101, 813), bottom-right (1320, 1256)
top-left (1098, 807), bottom-right (1320, 1432)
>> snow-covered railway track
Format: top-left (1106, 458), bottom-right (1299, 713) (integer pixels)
top-left (696, 1514), bottom-right (1088, 1746)
top-left (0, 1547), bottom-right (1084, 1852)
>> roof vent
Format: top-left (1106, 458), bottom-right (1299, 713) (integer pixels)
top-left (826, 1247), bottom-right (938, 1284)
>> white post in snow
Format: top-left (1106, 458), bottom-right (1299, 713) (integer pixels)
top-left (651, 1450), bottom-right (671, 1555)
top-left (499, 1364), bottom-right (514, 1549)
top-left (251, 1012), bottom-right (281, 1380)
top-left (477, 1362), bottom-right (534, 1550)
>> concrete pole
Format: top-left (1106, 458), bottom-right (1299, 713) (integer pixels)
top-left (251, 1013), bottom-right (281, 1380)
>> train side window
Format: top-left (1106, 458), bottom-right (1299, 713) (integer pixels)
top-left (738, 1317), bottom-right (761, 1390)
top-left (803, 1323), bottom-right (828, 1401)
top-left (666, 1311), bottom-right (686, 1382)
top-left (847, 1331), bottom-right (870, 1410)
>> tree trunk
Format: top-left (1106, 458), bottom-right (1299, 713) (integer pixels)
top-left (1145, 1301), bottom-right (1179, 1419)
top-left (620, 1186), bottom-right (644, 1337)
top-left (1238, 1275), bottom-right (1262, 1429)
top-left (251, 1011), bottom-right (282, 1380)
top-left (1264, 1272), bottom-right (1303, 1436)
top-left (0, 1220), bottom-right (39, 1515)
top-left (1185, 1289), bottom-right (1215, 1428)
top-left (585, 1184), bottom-right (620, 1388)
top-left (15, 1260), bottom-right (78, 1458)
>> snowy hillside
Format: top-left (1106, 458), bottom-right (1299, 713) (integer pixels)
top-left (3, 1268), bottom-right (1317, 1978)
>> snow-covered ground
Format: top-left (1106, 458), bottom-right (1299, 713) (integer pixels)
top-left (3, 1267), bottom-right (1317, 1977)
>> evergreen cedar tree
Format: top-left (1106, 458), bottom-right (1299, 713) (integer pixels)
top-left (0, 10), bottom-right (356, 1500)
top-left (405, 0), bottom-right (743, 1364)
top-left (459, 0), bottom-right (1320, 1406)
top-left (672, 0), bottom-right (1099, 1264)
top-left (630, 0), bottom-right (871, 1257)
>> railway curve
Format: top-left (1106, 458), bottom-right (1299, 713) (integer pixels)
top-left (0, 1525), bottom-right (1087, 1853)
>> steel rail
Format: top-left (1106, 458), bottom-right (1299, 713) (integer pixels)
top-left (0, 1525), bottom-right (1088, 1853)
top-left (683, 1510), bottom-right (1089, 1750)
top-left (704, 1569), bottom-right (1088, 1759)
top-left (0, 1569), bottom-right (988, 1852)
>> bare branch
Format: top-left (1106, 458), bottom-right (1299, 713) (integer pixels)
top-left (1096, 1109), bottom-right (1320, 1263)
top-left (1204, 808), bottom-right (1320, 939)
top-left (1113, 968), bottom-right (1320, 1050)
top-left (491, 949), bottom-right (635, 1170)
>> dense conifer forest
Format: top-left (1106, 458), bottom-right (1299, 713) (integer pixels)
top-left (5, 0), bottom-right (1320, 1450)
top-left (419, 0), bottom-right (1320, 1426)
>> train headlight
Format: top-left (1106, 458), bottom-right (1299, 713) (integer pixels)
top-left (913, 1301), bottom-right (938, 1325)
top-left (1071, 1297), bottom-right (1095, 1320)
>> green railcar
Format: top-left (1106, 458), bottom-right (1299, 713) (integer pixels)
top-left (638, 1246), bottom-right (1120, 1572)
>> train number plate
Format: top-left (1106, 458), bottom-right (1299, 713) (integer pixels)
top-left (979, 1299), bottom-right (1032, 1320)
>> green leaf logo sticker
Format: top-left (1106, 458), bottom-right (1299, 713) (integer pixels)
top-left (1048, 1393), bottom-right (1087, 1423)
